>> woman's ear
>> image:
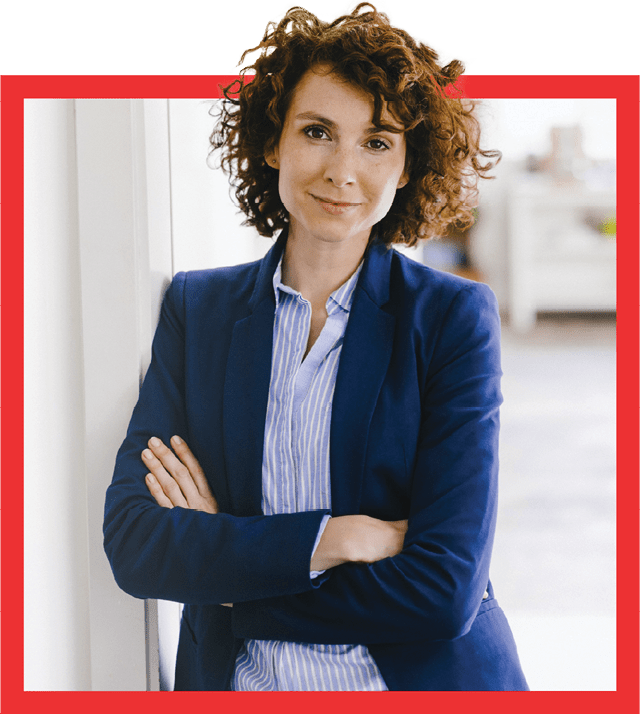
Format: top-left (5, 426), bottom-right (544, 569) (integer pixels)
top-left (265, 148), bottom-right (280, 169)
top-left (397, 154), bottom-right (411, 189)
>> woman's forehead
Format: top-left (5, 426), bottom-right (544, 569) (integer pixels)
top-left (286, 65), bottom-right (405, 132)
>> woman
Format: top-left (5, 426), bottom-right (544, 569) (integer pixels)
top-left (104, 3), bottom-right (529, 691)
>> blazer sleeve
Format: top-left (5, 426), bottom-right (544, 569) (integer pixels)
top-left (231, 282), bottom-right (502, 644)
top-left (103, 272), bottom-right (328, 605)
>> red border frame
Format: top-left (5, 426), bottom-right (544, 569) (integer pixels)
top-left (2, 75), bottom-right (638, 712)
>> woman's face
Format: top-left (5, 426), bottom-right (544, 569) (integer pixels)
top-left (266, 65), bottom-right (408, 250)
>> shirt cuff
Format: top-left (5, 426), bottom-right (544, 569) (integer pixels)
top-left (309, 514), bottom-right (331, 579)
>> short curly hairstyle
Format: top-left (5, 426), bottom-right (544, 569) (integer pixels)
top-left (210, 3), bottom-right (500, 246)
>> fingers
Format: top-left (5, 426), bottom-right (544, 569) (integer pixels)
top-left (143, 437), bottom-right (200, 506)
top-left (169, 435), bottom-right (215, 501)
top-left (142, 443), bottom-right (190, 508)
top-left (142, 436), bottom-right (219, 514)
top-left (145, 474), bottom-right (174, 508)
top-left (169, 436), bottom-right (219, 513)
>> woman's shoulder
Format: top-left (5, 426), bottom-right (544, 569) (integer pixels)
top-left (155, 258), bottom-right (268, 332)
top-left (168, 258), bottom-right (264, 311)
top-left (388, 248), bottom-right (502, 358)
top-left (179, 258), bottom-right (263, 291)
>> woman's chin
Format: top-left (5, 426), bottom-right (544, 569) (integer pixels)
top-left (288, 217), bottom-right (372, 249)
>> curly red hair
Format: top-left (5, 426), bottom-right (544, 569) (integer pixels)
top-left (210, 3), bottom-right (500, 245)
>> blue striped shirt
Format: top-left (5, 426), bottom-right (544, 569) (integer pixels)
top-left (231, 257), bottom-right (387, 691)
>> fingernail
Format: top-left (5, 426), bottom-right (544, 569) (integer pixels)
top-left (171, 435), bottom-right (182, 444)
top-left (143, 449), bottom-right (153, 460)
top-left (150, 437), bottom-right (161, 447)
top-left (146, 474), bottom-right (155, 483)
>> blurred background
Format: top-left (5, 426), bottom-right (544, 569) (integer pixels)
top-left (24, 95), bottom-right (615, 691)
top-left (469, 99), bottom-right (616, 692)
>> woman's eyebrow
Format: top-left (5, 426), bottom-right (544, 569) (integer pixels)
top-left (295, 112), bottom-right (337, 128)
top-left (365, 125), bottom-right (402, 135)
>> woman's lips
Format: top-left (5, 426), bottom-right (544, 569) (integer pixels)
top-left (311, 194), bottom-right (360, 216)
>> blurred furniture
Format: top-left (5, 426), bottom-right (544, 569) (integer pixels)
top-left (421, 223), bottom-right (484, 282)
top-left (507, 179), bottom-right (616, 332)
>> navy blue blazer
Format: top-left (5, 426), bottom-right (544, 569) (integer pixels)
top-left (104, 233), bottom-right (529, 691)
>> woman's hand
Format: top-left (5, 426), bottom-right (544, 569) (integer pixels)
top-left (310, 515), bottom-right (408, 571)
top-left (142, 435), bottom-right (219, 514)
top-left (143, 436), bottom-right (232, 606)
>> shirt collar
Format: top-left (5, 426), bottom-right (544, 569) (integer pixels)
top-left (272, 255), bottom-right (363, 314)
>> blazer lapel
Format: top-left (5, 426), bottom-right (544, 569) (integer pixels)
top-left (330, 243), bottom-right (396, 516)
top-left (222, 235), bottom-right (285, 516)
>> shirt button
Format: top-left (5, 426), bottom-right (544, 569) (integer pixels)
top-left (483, 590), bottom-right (489, 599)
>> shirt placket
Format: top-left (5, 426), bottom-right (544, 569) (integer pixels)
top-left (292, 306), bottom-right (345, 512)
top-left (288, 294), bottom-right (311, 512)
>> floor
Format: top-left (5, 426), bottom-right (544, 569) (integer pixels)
top-left (490, 313), bottom-right (616, 690)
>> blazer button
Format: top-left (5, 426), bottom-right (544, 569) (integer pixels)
top-left (482, 590), bottom-right (489, 599)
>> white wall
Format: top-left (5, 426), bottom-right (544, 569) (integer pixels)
top-left (24, 100), bottom-right (93, 690)
top-left (24, 99), bottom-right (177, 690)
top-left (74, 99), bottom-right (153, 691)
top-left (168, 99), bottom-right (268, 272)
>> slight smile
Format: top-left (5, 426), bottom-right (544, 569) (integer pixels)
top-left (311, 194), bottom-right (361, 215)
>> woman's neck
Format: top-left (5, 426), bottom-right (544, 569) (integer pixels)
top-left (281, 228), bottom-right (369, 308)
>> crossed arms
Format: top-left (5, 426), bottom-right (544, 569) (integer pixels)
top-left (103, 273), bottom-right (502, 644)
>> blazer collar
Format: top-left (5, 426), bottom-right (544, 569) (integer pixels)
top-left (248, 229), bottom-right (393, 311)
top-left (247, 230), bottom-right (288, 310)
top-left (356, 237), bottom-right (393, 307)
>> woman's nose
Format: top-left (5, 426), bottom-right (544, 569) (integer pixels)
top-left (323, 147), bottom-right (356, 187)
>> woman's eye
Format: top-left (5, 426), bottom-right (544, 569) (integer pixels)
top-left (366, 138), bottom-right (391, 151)
top-left (304, 126), bottom-right (329, 140)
